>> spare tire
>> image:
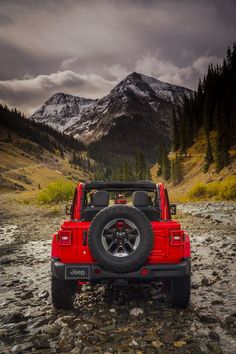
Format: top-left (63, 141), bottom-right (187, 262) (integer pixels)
top-left (88, 205), bottom-right (154, 273)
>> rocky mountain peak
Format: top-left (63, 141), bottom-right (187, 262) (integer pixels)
top-left (30, 73), bottom-right (193, 155)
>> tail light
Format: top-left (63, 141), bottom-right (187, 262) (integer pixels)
top-left (58, 230), bottom-right (72, 246)
top-left (140, 268), bottom-right (149, 276)
top-left (170, 230), bottom-right (184, 246)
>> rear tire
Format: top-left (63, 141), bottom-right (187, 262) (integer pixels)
top-left (51, 276), bottom-right (78, 310)
top-left (88, 205), bottom-right (154, 273)
top-left (167, 276), bottom-right (191, 308)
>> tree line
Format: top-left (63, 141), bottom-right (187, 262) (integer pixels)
top-left (173, 43), bottom-right (236, 172)
top-left (0, 104), bottom-right (86, 155)
top-left (94, 151), bottom-right (151, 181)
top-left (158, 43), bottom-right (236, 185)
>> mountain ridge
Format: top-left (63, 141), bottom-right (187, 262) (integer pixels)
top-left (30, 72), bottom-right (193, 160)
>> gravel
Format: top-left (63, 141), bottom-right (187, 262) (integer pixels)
top-left (0, 199), bottom-right (235, 353)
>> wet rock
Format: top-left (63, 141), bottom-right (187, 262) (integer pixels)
top-left (143, 334), bottom-right (157, 342)
top-left (201, 277), bottom-right (209, 286)
top-left (162, 329), bottom-right (175, 343)
top-left (209, 331), bottom-right (220, 342)
top-left (211, 299), bottom-right (224, 305)
top-left (71, 348), bottom-right (82, 354)
top-left (59, 315), bottom-right (75, 325)
top-left (173, 340), bottom-right (187, 348)
top-left (130, 308), bottom-right (143, 316)
top-left (201, 277), bottom-right (217, 286)
top-left (0, 329), bottom-right (7, 338)
top-left (20, 291), bottom-right (34, 300)
top-left (225, 315), bottom-right (236, 328)
top-left (33, 333), bottom-right (50, 349)
top-left (129, 339), bottom-right (139, 348)
top-left (59, 326), bottom-right (74, 351)
top-left (82, 346), bottom-right (100, 354)
top-left (151, 339), bottom-right (164, 349)
top-left (3, 311), bottom-right (25, 324)
top-left (0, 257), bottom-right (14, 265)
top-left (38, 289), bottom-right (49, 299)
top-left (25, 309), bottom-right (45, 318)
top-left (42, 323), bottom-right (61, 335)
top-left (77, 323), bottom-right (94, 334)
top-left (206, 342), bottom-right (223, 353)
top-left (198, 312), bottom-right (218, 324)
top-left (11, 342), bottom-right (34, 353)
top-left (99, 324), bottom-right (115, 332)
top-left (189, 342), bottom-right (208, 354)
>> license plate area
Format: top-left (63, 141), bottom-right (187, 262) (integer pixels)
top-left (65, 266), bottom-right (90, 279)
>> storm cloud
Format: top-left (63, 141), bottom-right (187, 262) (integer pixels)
top-left (0, 0), bottom-right (235, 115)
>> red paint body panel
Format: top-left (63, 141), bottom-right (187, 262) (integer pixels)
top-left (51, 182), bottom-right (191, 266)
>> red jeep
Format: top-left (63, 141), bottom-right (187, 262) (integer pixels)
top-left (51, 181), bottom-right (191, 310)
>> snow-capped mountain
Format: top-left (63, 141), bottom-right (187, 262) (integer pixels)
top-left (31, 72), bottom-right (193, 157)
top-left (31, 92), bottom-right (95, 133)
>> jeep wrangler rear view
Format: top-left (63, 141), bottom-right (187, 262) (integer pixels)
top-left (51, 181), bottom-right (191, 309)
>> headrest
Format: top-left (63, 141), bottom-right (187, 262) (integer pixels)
top-left (93, 191), bottom-right (109, 207)
top-left (133, 191), bottom-right (149, 207)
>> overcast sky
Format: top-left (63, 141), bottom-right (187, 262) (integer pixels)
top-left (0, 0), bottom-right (235, 115)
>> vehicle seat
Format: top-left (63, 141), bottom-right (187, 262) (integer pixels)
top-left (81, 191), bottom-right (109, 221)
top-left (132, 191), bottom-right (160, 221)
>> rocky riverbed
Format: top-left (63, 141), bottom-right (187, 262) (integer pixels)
top-left (0, 198), bottom-right (236, 354)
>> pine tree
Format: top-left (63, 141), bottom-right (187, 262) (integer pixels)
top-left (171, 155), bottom-right (183, 185)
top-left (157, 146), bottom-right (170, 180)
top-left (162, 153), bottom-right (171, 180)
top-left (145, 167), bottom-right (151, 180)
top-left (203, 136), bottom-right (214, 173)
top-left (123, 161), bottom-right (133, 181)
top-left (156, 146), bottom-right (164, 176)
top-left (135, 152), bottom-right (142, 180)
top-left (171, 159), bottom-right (177, 185)
top-left (135, 151), bottom-right (147, 180)
top-left (172, 108), bottom-right (180, 151)
top-left (175, 155), bottom-right (183, 184)
top-left (215, 104), bottom-right (230, 172)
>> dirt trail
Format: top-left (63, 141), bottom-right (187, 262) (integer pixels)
top-left (0, 198), bottom-right (236, 354)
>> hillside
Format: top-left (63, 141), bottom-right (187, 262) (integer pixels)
top-left (151, 128), bottom-right (236, 201)
top-left (0, 126), bottom-right (89, 201)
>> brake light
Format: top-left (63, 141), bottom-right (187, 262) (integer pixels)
top-left (140, 268), bottom-right (149, 276)
top-left (170, 230), bottom-right (184, 246)
top-left (58, 230), bottom-right (72, 246)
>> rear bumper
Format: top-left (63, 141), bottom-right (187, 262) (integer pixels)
top-left (51, 258), bottom-right (191, 282)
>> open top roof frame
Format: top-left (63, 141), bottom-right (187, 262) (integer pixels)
top-left (85, 181), bottom-right (157, 191)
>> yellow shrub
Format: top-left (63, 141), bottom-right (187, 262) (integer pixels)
top-left (38, 180), bottom-right (75, 204)
top-left (187, 176), bottom-right (236, 201)
top-left (188, 183), bottom-right (207, 199)
top-left (218, 176), bottom-right (236, 200)
top-left (205, 182), bottom-right (219, 198)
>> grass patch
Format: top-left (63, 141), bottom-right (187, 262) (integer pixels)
top-left (187, 176), bottom-right (236, 201)
top-left (37, 179), bottom-right (75, 204)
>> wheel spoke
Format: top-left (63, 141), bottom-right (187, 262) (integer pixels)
top-left (103, 230), bottom-right (114, 240)
top-left (108, 241), bottom-right (117, 252)
top-left (124, 240), bottom-right (134, 253)
top-left (126, 229), bottom-right (138, 239)
top-left (114, 244), bottom-right (126, 253)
